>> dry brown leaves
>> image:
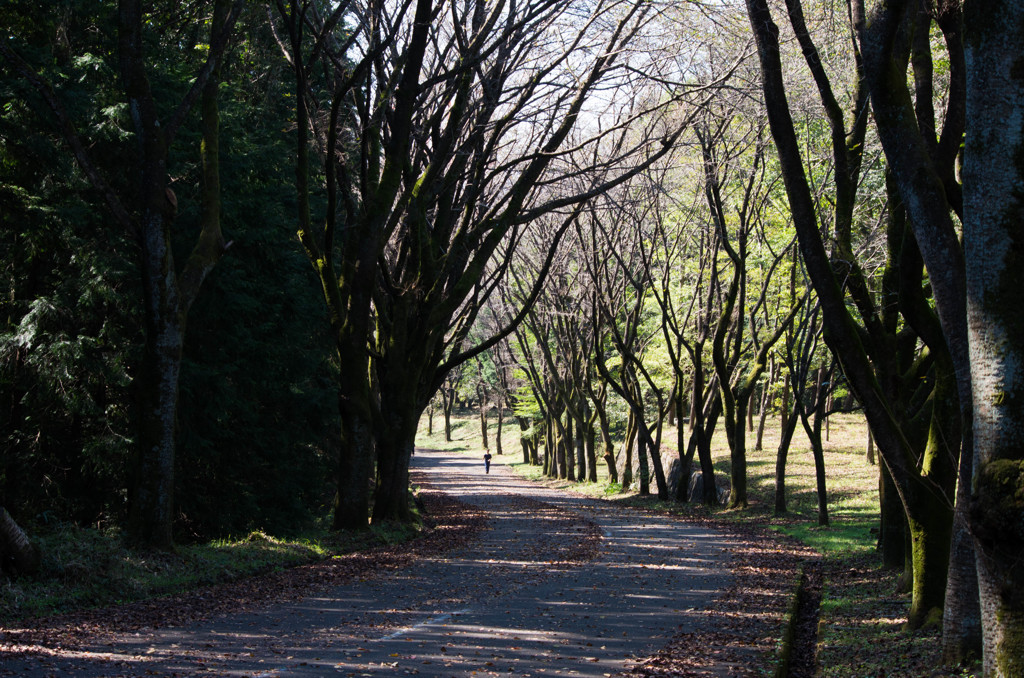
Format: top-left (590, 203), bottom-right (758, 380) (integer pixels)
top-left (621, 514), bottom-right (817, 677)
top-left (0, 489), bottom-right (486, 656)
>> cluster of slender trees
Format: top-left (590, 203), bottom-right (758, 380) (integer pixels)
top-left (2, 0), bottom-right (1022, 673)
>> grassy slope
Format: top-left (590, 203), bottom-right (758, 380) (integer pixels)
top-left (418, 410), bottom-right (980, 678)
top-left (1, 520), bottom-right (419, 623)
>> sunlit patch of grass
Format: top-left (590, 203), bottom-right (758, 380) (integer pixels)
top-left (414, 414), bottom-right (478, 452)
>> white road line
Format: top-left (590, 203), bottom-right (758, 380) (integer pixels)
top-left (376, 607), bottom-right (474, 641)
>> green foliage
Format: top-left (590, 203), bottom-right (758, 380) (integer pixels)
top-left (1, 1), bottom-right (337, 540)
top-left (1, 36), bottom-right (141, 524)
top-left (169, 47), bottom-right (337, 539)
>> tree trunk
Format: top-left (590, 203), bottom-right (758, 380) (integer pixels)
top-left (516, 416), bottom-right (531, 464)
top-left (564, 412), bottom-right (575, 482)
top-left (747, 385), bottom-right (755, 433)
top-left (879, 461), bottom-right (907, 570)
top-left (0, 506), bottom-right (40, 575)
top-left (332, 384), bottom-right (373, 530)
top-left (495, 405), bottom-right (503, 455)
top-left (636, 424), bottom-right (650, 496)
top-left (805, 410), bottom-right (829, 527)
top-left (964, 4), bottom-right (1024, 672)
top-left (621, 410), bottom-right (636, 491)
top-left (780, 371), bottom-right (790, 435)
top-left (443, 400), bottom-right (453, 442)
top-left (129, 300), bottom-right (182, 550)
top-left (801, 364), bottom-right (830, 526)
top-left (584, 402), bottom-right (598, 482)
top-left (727, 393), bottom-right (750, 509)
top-left (371, 407), bottom-right (419, 525)
top-left (594, 387), bottom-right (617, 483)
top-left (774, 396), bottom-right (801, 515)
top-left (640, 419), bottom-right (669, 500)
top-left (478, 388), bottom-right (489, 451)
top-left (754, 356), bottom-right (776, 451)
top-left (866, 426), bottom-right (874, 465)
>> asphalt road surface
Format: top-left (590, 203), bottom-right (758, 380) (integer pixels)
top-left (2, 450), bottom-right (738, 677)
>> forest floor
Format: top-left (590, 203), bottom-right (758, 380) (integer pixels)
top-left (2, 450), bottom-right (792, 677)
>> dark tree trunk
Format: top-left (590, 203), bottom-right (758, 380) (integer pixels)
top-left (564, 412), bottom-right (575, 482)
top-left (495, 406), bottom-right (503, 455)
top-left (621, 410), bottom-right (636, 491)
top-left (516, 416), bottom-right (531, 464)
top-left (774, 395), bottom-right (801, 515)
top-left (0, 506), bottom-right (40, 576)
top-left (584, 402), bottom-right (598, 482)
top-left (879, 461), bottom-right (907, 570)
top-left (371, 406), bottom-right (419, 524)
top-left (123, 0), bottom-right (235, 549)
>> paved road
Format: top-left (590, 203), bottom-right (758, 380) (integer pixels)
top-left (3, 451), bottom-right (737, 677)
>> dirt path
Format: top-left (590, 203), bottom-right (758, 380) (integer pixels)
top-left (2, 451), bottom-right (741, 677)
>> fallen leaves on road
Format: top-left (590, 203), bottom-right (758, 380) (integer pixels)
top-left (620, 514), bottom-right (816, 678)
top-left (0, 488), bottom-right (486, 659)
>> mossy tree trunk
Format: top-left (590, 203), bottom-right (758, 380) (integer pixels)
top-left (855, 0), bottom-right (980, 649)
top-left (964, 3), bottom-right (1024, 673)
top-left (746, 0), bottom-right (960, 632)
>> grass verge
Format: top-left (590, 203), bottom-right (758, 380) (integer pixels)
top-left (1, 518), bottom-right (422, 624)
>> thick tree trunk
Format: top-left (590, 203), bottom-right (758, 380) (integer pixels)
top-left (0, 506), bottom-right (40, 575)
top-left (944, 486), bottom-right (982, 666)
top-left (694, 392), bottom-right (721, 506)
top-left (129, 287), bottom-right (182, 550)
top-left (516, 416), bottom-right (531, 464)
top-left (964, 4), bottom-right (1024, 672)
top-left (906, 503), bottom-right (953, 629)
top-left (879, 461), bottom-right (907, 570)
top-left (371, 409), bottom-right (419, 524)
top-left (727, 394), bottom-right (750, 509)
top-left (636, 426), bottom-right (650, 496)
top-left (333, 385), bottom-right (372, 530)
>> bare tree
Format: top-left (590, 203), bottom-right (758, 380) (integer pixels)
top-left (274, 0), bottom-right (706, 525)
top-left (745, 0), bottom-right (961, 630)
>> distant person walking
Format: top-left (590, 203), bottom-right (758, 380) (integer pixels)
top-left (484, 451), bottom-right (492, 474)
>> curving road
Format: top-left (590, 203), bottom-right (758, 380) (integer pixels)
top-left (2, 450), bottom-right (737, 677)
